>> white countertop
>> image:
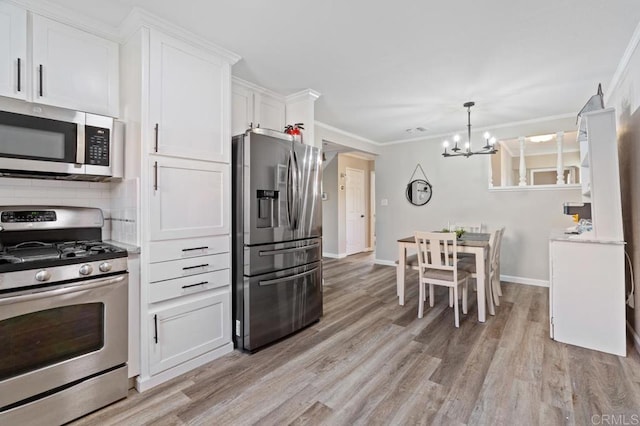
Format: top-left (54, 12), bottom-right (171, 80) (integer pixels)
top-left (549, 229), bottom-right (625, 245)
top-left (105, 240), bottom-right (141, 254)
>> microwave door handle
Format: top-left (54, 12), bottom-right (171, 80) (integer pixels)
top-left (76, 121), bottom-right (85, 164)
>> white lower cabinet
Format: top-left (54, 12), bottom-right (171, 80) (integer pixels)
top-left (149, 289), bottom-right (231, 375)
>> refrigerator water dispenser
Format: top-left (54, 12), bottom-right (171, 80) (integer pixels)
top-left (256, 189), bottom-right (279, 228)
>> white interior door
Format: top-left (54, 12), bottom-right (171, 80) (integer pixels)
top-left (346, 167), bottom-right (366, 255)
top-left (370, 170), bottom-right (376, 249)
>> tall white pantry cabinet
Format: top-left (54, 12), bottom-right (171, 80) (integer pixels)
top-left (120, 12), bottom-right (240, 390)
top-left (549, 108), bottom-right (626, 357)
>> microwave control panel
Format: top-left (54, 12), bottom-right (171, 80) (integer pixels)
top-left (85, 126), bottom-right (110, 166)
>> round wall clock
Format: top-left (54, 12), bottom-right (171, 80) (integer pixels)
top-left (406, 179), bottom-right (432, 206)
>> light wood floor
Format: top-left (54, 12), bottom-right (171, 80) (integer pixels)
top-left (73, 253), bottom-right (640, 425)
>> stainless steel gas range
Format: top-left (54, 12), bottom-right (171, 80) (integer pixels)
top-left (0, 206), bottom-right (129, 425)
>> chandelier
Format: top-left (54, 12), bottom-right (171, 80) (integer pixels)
top-left (442, 101), bottom-right (498, 157)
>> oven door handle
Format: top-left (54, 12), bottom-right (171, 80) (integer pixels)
top-left (0, 275), bottom-right (126, 305)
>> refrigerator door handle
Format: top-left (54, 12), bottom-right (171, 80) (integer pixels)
top-left (287, 149), bottom-right (300, 230)
top-left (292, 149), bottom-right (300, 230)
top-left (259, 242), bottom-right (320, 256)
top-left (258, 267), bottom-right (319, 286)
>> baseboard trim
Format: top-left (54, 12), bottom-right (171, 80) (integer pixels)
top-left (627, 321), bottom-right (640, 356)
top-left (135, 342), bottom-right (233, 392)
top-left (375, 259), bottom-right (397, 267)
top-left (364, 246), bottom-right (374, 252)
top-left (500, 274), bottom-right (549, 287)
top-left (323, 252), bottom-right (347, 259)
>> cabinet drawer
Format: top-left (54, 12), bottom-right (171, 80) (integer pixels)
top-left (150, 253), bottom-right (229, 283)
top-left (150, 236), bottom-right (229, 263)
top-left (149, 269), bottom-right (229, 303)
top-left (148, 289), bottom-right (231, 375)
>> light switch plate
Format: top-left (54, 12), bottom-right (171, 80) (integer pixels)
top-left (381, 199), bottom-right (388, 206)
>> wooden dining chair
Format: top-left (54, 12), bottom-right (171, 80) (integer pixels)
top-left (459, 227), bottom-right (505, 306)
top-left (415, 231), bottom-right (471, 327)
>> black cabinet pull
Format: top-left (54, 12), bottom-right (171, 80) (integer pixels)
top-left (153, 314), bottom-right (158, 344)
top-left (153, 161), bottom-right (158, 191)
top-left (182, 246), bottom-right (209, 252)
top-left (182, 281), bottom-right (208, 289)
top-left (182, 263), bottom-right (209, 271)
top-left (38, 64), bottom-right (43, 96)
top-left (154, 123), bottom-right (159, 152)
top-left (16, 58), bottom-right (21, 92)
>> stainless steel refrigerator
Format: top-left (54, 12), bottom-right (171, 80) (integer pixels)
top-left (232, 128), bottom-right (323, 352)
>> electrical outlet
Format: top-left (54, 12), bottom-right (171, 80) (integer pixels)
top-left (381, 199), bottom-right (388, 206)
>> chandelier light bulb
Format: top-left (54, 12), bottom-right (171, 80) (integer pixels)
top-left (483, 131), bottom-right (490, 140)
top-left (453, 134), bottom-right (460, 143)
top-left (464, 142), bottom-right (470, 150)
top-left (443, 140), bottom-right (449, 148)
top-left (489, 137), bottom-right (497, 145)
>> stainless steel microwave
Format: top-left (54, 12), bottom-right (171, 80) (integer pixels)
top-left (0, 100), bottom-right (123, 181)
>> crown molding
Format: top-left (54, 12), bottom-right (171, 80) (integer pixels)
top-left (7, 0), bottom-right (120, 41)
top-left (231, 76), bottom-right (285, 100)
top-left (381, 112), bottom-right (576, 146)
top-left (342, 152), bottom-right (377, 160)
top-left (285, 89), bottom-right (321, 104)
top-left (315, 121), bottom-right (381, 146)
top-left (119, 7), bottom-right (240, 64)
top-left (607, 19), bottom-right (640, 104)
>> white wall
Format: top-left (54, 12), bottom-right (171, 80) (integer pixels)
top-left (375, 116), bottom-right (582, 284)
top-left (322, 156), bottom-right (339, 255)
top-left (606, 22), bottom-right (640, 348)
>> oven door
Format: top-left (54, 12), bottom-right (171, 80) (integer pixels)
top-left (0, 108), bottom-right (84, 175)
top-left (0, 274), bottom-right (128, 410)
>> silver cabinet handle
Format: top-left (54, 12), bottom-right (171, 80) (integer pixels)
top-left (38, 64), bottom-right (43, 97)
top-left (153, 314), bottom-right (158, 344)
top-left (16, 58), bottom-right (21, 92)
top-left (286, 150), bottom-right (294, 228)
top-left (259, 242), bottom-right (320, 256)
top-left (153, 161), bottom-right (158, 191)
top-left (181, 281), bottom-right (208, 289)
top-left (154, 123), bottom-right (159, 152)
top-left (259, 267), bottom-right (319, 286)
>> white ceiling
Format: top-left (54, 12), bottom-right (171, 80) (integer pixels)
top-left (46, 0), bottom-right (640, 144)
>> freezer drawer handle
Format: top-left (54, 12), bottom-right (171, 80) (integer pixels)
top-left (182, 263), bottom-right (209, 271)
top-left (182, 281), bottom-right (208, 289)
top-left (182, 246), bottom-right (209, 252)
top-left (259, 242), bottom-right (320, 256)
top-left (258, 267), bottom-right (319, 286)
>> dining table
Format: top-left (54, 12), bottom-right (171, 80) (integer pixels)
top-left (396, 232), bottom-right (495, 322)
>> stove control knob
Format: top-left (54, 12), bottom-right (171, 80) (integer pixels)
top-left (99, 262), bottom-right (112, 272)
top-left (79, 264), bottom-right (94, 276)
top-left (35, 270), bottom-right (51, 282)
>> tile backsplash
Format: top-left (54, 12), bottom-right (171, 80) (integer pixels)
top-left (110, 178), bottom-right (139, 245)
top-left (0, 177), bottom-right (113, 239)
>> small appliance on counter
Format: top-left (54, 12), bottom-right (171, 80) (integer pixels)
top-left (0, 206), bottom-right (129, 425)
top-left (562, 202), bottom-right (592, 234)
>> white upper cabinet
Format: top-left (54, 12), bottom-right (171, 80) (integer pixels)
top-left (31, 14), bottom-right (119, 117)
top-left (0, 3), bottom-right (27, 101)
top-left (231, 83), bottom-right (254, 136)
top-left (231, 79), bottom-right (286, 136)
top-left (149, 156), bottom-right (229, 241)
top-left (255, 92), bottom-right (285, 132)
top-left (149, 30), bottom-right (230, 163)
